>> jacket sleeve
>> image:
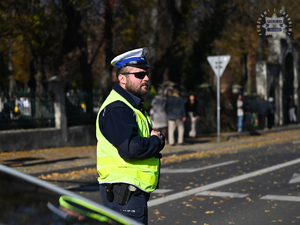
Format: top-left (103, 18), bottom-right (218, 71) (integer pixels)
top-left (99, 102), bottom-right (165, 159)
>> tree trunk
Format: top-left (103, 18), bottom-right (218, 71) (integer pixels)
top-left (101, 0), bottom-right (114, 92)
top-left (148, 2), bottom-right (158, 89)
top-left (79, 40), bottom-right (93, 115)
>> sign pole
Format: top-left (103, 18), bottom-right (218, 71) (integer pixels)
top-left (217, 56), bottom-right (220, 142)
top-left (207, 55), bottom-right (231, 143)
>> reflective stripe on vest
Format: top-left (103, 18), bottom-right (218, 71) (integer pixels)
top-left (96, 90), bottom-right (159, 192)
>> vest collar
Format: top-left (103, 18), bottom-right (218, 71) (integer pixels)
top-left (112, 83), bottom-right (144, 110)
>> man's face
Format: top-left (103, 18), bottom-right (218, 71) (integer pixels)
top-left (120, 67), bottom-right (149, 97)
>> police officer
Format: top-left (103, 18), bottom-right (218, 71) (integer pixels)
top-left (97, 47), bottom-right (165, 224)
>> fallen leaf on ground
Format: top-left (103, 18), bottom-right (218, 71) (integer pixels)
top-left (205, 211), bottom-right (214, 214)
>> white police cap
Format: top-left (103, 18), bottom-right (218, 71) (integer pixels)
top-left (111, 47), bottom-right (150, 70)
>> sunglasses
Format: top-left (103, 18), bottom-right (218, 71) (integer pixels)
top-left (121, 71), bottom-right (149, 79)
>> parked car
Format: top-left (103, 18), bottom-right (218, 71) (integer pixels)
top-left (0, 164), bottom-right (141, 225)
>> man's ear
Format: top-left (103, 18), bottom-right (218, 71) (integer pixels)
top-left (119, 74), bottom-right (126, 85)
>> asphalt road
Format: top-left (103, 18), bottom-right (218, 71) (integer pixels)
top-left (60, 129), bottom-right (300, 224)
top-left (148, 141), bottom-right (300, 224)
top-left (2, 126), bottom-right (300, 224)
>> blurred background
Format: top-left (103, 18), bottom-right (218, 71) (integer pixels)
top-left (0, 0), bottom-right (299, 135)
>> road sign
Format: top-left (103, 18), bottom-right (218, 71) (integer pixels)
top-left (207, 55), bottom-right (231, 77)
top-left (207, 55), bottom-right (231, 142)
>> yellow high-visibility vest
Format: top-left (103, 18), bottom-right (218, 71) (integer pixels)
top-left (96, 90), bottom-right (159, 193)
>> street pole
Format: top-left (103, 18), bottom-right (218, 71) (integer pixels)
top-left (207, 55), bottom-right (230, 143)
top-left (217, 56), bottom-right (220, 143)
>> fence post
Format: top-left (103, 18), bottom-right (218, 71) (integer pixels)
top-left (48, 76), bottom-right (67, 144)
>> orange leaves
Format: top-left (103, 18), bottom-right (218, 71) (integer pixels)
top-left (205, 210), bottom-right (214, 214)
top-left (38, 167), bottom-right (97, 181)
top-left (153, 209), bottom-right (160, 215)
top-left (161, 129), bottom-right (300, 165)
top-left (182, 201), bottom-right (197, 209)
top-left (152, 209), bottom-right (166, 221)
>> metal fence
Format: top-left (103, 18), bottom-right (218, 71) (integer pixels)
top-left (65, 90), bottom-right (109, 127)
top-left (65, 90), bottom-right (157, 127)
top-left (0, 88), bottom-right (159, 131)
top-left (0, 90), bottom-right (55, 130)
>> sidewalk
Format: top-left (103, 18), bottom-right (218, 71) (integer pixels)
top-left (1, 124), bottom-right (300, 177)
top-left (163, 123), bottom-right (300, 155)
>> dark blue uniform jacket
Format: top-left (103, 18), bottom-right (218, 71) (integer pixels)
top-left (99, 83), bottom-right (165, 160)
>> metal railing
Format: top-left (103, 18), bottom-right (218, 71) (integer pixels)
top-left (0, 89), bottom-right (157, 130)
top-left (65, 90), bottom-right (109, 127)
top-left (0, 90), bottom-right (55, 130)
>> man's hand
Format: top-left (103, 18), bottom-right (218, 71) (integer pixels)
top-left (151, 130), bottom-right (164, 144)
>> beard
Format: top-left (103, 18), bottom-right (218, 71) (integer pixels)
top-left (125, 79), bottom-right (149, 97)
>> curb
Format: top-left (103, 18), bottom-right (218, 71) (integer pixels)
top-left (7, 123), bottom-right (300, 177)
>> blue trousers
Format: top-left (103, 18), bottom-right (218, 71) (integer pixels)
top-left (237, 115), bottom-right (244, 131)
top-left (99, 184), bottom-right (150, 225)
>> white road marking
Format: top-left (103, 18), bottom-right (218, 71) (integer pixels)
top-left (261, 195), bottom-right (300, 202)
top-left (161, 160), bottom-right (237, 174)
top-left (288, 173), bottom-right (300, 184)
top-left (293, 140), bottom-right (300, 144)
top-left (148, 158), bottom-right (300, 207)
top-left (196, 191), bottom-right (250, 198)
top-left (153, 189), bottom-right (173, 194)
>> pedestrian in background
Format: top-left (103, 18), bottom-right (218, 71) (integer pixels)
top-left (166, 88), bottom-right (173, 97)
top-left (236, 94), bottom-right (244, 132)
top-left (96, 47), bottom-right (165, 224)
top-left (166, 87), bottom-right (186, 146)
top-left (289, 94), bottom-right (297, 123)
top-left (185, 93), bottom-right (201, 138)
top-left (150, 88), bottom-right (167, 139)
top-left (268, 97), bottom-right (275, 129)
top-left (256, 94), bottom-right (269, 129)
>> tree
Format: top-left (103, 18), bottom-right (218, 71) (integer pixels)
top-left (212, 0), bottom-right (300, 94)
top-left (151, 0), bottom-right (195, 89)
